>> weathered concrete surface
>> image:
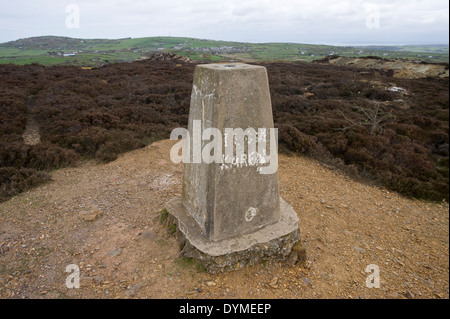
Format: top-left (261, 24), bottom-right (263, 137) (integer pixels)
top-left (165, 196), bottom-right (300, 273)
top-left (182, 63), bottom-right (280, 241)
top-left (165, 62), bottom-right (300, 272)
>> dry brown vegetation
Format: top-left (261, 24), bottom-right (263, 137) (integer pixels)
top-left (0, 139), bottom-right (448, 299)
top-left (265, 62), bottom-right (448, 201)
top-left (0, 59), bottom-right (448, 202)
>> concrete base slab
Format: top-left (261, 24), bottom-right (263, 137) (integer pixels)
top-left (164, 196), bottom-right (300, 273)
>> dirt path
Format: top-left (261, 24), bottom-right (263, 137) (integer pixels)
top-left (0, 140), bottom-right (448, 299)
top-left (22, 96), bottom-right (41, 146)
top-left (22, 117), bottom-right (41, 146)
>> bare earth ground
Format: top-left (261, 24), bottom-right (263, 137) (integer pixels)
top-left (22, 117), bottom-right (41, 146)
top-left (0, 139), bottom-right (448, 299)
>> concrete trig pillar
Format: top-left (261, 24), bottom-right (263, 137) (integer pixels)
top-left (165, 63), bottom-right (300, 273)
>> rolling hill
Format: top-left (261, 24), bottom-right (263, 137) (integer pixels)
top-left (0, 35), bottom-right (448, 66)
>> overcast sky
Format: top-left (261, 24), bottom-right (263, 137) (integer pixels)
top-left (0, 0), bottom-right (448, 45)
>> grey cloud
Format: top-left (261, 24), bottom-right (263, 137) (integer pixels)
top-left (0, 0), bottom-right (447, 44)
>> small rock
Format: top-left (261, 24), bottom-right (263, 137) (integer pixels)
top-left (304, 260), bottom-right (312, 269)
top-left (353, 246), bottom-right (366, 254)
top-left (405, 291), bottom-right (415, 299)
top-left (205, 281), bottom-right (217, 287)
top-left (83, 274), bottom-right (104, 285)
top-left (107, 248), bottom-right (122, 257)
top-left (0, 243), bottom-right (9, 255)
top-left (269, 276), bottom-right (279, 288)
top-left (393, 248), bottom-right (406, 256)
top-left (302, 277), bottom-right (312, 285)
top-left (297, 248), bottom-right (307, 264)
top-left (125, 284), bottom-right (143, 297)
top-left (390, 292), bottom-right (399, 298)
top-left (290, 241), bottom-right (307, 265)
top-left (142, 231), bottom-right (157, 240)
top-left (80, 210), bottom-right (103, 222)
top-left (91, 275), bottom-right (104, 284)
top-left (284, 251), bottom-right (298, 266)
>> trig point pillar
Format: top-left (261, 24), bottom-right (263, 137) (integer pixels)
top-left (165, 63), bottom-right (300, 273)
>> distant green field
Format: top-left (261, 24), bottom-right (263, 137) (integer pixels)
top-left (0, 36), bottom-right (448, 66)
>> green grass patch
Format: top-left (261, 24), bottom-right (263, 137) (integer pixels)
top-left (167, 223), bottom-right (177, 235)
top-left (1, 35), bottom-right (447, 66)
top-left (158, 208), bottom-right (169, 224)
top-left (175, 256), bottom-right (206, 273)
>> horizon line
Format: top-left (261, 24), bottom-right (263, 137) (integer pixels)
top-left (1, 35), bottom-right (449, 48)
